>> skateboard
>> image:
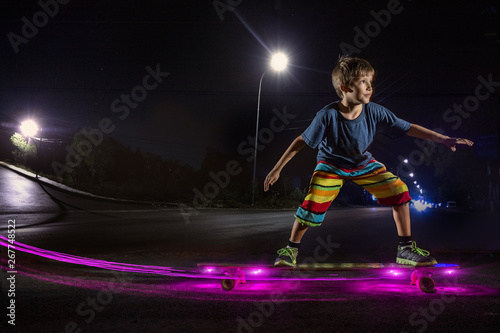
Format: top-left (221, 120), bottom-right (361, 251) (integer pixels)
top-left (197, 262), bottom-right (459, 293)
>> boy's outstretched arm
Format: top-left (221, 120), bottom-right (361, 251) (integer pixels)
top-left (406, 124), bottom-right (474, 152)
top-left (264, 135), bottom-right (307, 191)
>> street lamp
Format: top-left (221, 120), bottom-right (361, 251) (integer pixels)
top-left (251, 52), bottom-right (288, 206)
top-left (397, 158), bottom-right (408, 177)
top-left (20, 119), bottom-right (39, 138)
top-left (20, 119), bottom-right (43, 175)
top-left (270, 52), bottom-right (288, 71)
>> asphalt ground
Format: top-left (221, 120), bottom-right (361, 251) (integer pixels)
top-left (1, 162), bottom-right (500, 332)
top-left (2, 250), bottom-right (500, 333)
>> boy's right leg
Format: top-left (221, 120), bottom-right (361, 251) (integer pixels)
top-left (274, 165), bottom-right (342, 267)
top-left (274, 220), bottom-right (309, 267)
top-left (291, 219), bottom-right (309, 243)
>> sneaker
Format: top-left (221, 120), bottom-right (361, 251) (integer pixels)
top-left (274, 246), bottom-right (298, 267)
top-left (396, 241), bottom-right (438, 266)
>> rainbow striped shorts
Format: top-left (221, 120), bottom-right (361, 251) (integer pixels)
top-left (295, 160), bottom-right (412, 227)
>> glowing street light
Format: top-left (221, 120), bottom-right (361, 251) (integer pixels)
top-left (20, 119), bottom-right (39, 137)
top-left (270, 52), bottom-right (288, 71)
top-left (252, 52), bottom-right (289, 206)
top-left (397, 158), bottom-right (408, 177)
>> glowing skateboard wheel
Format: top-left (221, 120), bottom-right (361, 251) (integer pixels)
top-left (221, 279), bottom-right (236, 291)
top-left (417, 276), bottom-right (435, 293)
top-left (410, 270), bottom-right (419, 285)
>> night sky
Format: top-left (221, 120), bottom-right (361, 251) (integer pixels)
top-left (0, 0), bottom-right (498, 189)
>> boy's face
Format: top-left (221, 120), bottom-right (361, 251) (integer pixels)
top-left (342, 74), bottom-right (374, 105)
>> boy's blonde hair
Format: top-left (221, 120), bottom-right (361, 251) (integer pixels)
top-left (332, 56), bottom-right (375, 99)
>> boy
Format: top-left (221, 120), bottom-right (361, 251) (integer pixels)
top-left (264, 56), bottom-right (473, 267)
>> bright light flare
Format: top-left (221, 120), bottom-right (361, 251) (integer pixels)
top-left (20, 120), bottom-right (39, 137)
top-left (389, 269), bottom-right (400, 276)
top-left (270, 52), bottom-right (288, 71)
top-left (414, 199), bottom-right (432, 212)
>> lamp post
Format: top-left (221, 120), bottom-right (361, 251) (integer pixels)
top-left (251, 52), bottom-right (288, 206)
top-left (20, 119), bottom-right (42, 175)
top-left (20, 119), bottom-right (39, 138)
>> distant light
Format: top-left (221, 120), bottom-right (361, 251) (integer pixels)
top-left (409, 173), bottom-right (414, 177)
top-left (416, 185), bottom-right (420, 188)
top-left (20, 120), bottom-right (39, 137)
top-left (403, 159), bottom-right (408, 163)
top-left (270, 52), bottom-right (288, 71)
top-left (414, 181), bottom-right (417, 184)
top-left (414, 199), bottom-right (431, 212)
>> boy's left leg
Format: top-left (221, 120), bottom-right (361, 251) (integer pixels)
top-left (353, 162), bottom-right (437, 266)
top-left (393, 203), bottom-right (411, 237)
top-left (392, 203), bottom-right (437, 266)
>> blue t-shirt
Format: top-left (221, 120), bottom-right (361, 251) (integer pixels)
top-left (302, 101), bottom-right (411, 167)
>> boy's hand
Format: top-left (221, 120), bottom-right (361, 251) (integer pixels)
top-left (441, 137), bottom-right (474, 152)
top-left (264, 169), bottom-right (280, 192)
top-left (407, 125), bottom-right (474, 152)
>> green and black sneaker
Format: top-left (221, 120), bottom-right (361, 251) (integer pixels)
top-left (274, 246), bottom-right (298, 267)
top-left (396, 241), bottom-right (437, 266)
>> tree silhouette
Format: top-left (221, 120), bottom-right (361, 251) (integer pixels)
top-left (10, 133), bottom-right (37, 166)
